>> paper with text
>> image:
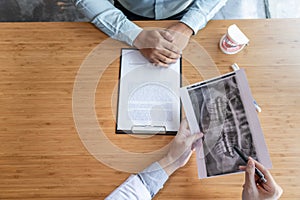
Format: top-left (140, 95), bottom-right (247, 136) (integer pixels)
top-left (116, 49), bottom-right (181, 134)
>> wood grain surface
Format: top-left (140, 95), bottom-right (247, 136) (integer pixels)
top-left (0, 19), bottom-right (299, 199)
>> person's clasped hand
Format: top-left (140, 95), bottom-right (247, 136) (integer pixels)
top-left (133, 29), bottom-right (181, 67)
top-left (240, 157), bottom-right (283, 200)
top-left (166, 22), bottom-right (193, 52)
top-left (133, 23), bottom-right (194, 67)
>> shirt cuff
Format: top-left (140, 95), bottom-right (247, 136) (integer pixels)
top-left (92, 17), bottom-right (143, 46)
top-left (137, 162), bottom-right (169, 198)
top-left (105, 175), bottom-right (152, 200)
top-left (111, 20), bottom-right (143, 46)
top-left (180, 9), bottom-right (207, 35)
top-left (180, 0), bottom-right (228, 35)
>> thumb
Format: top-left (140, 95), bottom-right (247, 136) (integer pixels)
top-left (244, 158), bottom-right (257, 189)
top-left (179, 118), bottom-right (189, 131)
top-left (186, 132), bottom-right (203, 147)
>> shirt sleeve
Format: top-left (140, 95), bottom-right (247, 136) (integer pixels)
top-left (180, 0), bottom-right (228, 34)
top-left (72, 0), bottom-right (142, 46)
top-left (105, 162), bottom-right (169, 200)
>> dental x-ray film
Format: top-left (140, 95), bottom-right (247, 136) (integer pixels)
top-left (180, 69), bottom-right (272, 179)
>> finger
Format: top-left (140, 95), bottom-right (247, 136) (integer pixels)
top-left (244, 159), bottom-right (257, 189)
top-left (148, 49), bottom-right (177, 66)
top-left (186, 132), bottom-right (204, 147)
top-left (175, 119), bottom-right (188, 138)
top-left (151, 60), bottom-right (169, 68)
top-left (184, 151), bottom-right (193, 163)
top-left (250, 157), bottom-right (270, 176)
top-left (250, 157), bottom-right (276, 184)
top-left (239, 165), bottom-right (247, 171)
top-left (179, 118), bottom-right (189, 131)
top-left (155, 52), bottom-right (178, 65)
top-left (177, 119), bottom-right (191, 138)
top-left (191, 137), bottom-right (203, 151)
top-left (148, 53), bottom-right (169, 67)
top-left (256, 182), bottom-right (271, 193)
top-left (162, 40), bottom-right (181, 54)
top-left (159, 30), bottom-right (174, 42)
top-left (159, 48), bottom-right (180, 60)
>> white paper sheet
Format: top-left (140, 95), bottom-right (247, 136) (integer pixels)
top-left (116, 49), bottom-right (181, 134)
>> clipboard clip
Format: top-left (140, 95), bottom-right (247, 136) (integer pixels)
top-left (131, 125), bottom-right (166, 134)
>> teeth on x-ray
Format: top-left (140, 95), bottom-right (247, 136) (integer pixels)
top-left (189, 75), bottom-right (257, 176)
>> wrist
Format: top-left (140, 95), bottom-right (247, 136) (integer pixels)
top-left (158, 156), bottom-right (180, 176)
top-left (179, 22), bottom-right (193, 36)
top-left (132, 29), bottom-right (144, 48)
top-left (169, 22), bottom-right (193, 37)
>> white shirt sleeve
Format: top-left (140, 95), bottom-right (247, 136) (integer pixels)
top-left (180, 0), bottom-right (228, 34)
top-left (105, 162), bottom-right (169, 200)
top-left (72, 0), bottom-right (142, 46)
top-left (105, 175), bottom-right (152, 200)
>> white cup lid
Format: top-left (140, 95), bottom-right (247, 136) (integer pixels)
top-left (227, 24), bottom-right (249, 45)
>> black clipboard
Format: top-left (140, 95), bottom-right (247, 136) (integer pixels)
top-left (116, 48), bottom-right (182, 135)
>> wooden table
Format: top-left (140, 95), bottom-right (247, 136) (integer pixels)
top-left (0, 19), bottom-right (299, 199)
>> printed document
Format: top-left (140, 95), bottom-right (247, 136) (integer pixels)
top-left (116, 49), bottom-right (181, 134)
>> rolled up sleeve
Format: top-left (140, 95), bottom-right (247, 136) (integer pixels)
top-left (72, 0), bottom-right (142, 46)
top-left (180, 0), bottom-right (228, 34)
top-left (105, 175), bottom-right (152, 200)
top-left (105, 162), bottom-right (169, 200)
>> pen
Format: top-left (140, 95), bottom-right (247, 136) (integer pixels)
top-left (253, 100), bottom-right (262, 113)
top-left (233, 146), bottom-right (267, 183)
top-left (231, 63), bottom-right (240, 71)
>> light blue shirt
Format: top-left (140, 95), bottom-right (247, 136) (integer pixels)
top-left (73, 0), bottom-right (227, 46)
top-left (105, 162), bottom-right (169, 200)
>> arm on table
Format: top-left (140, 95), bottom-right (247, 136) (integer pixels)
top-left (72, 0), bottom-right (180, 67)
top-left (135, 0), bottom-right (229, 67)
top-left (72, 0), bottom-right (142, 46)
top-left (167, 0), bottom-right (228, 50)
top-left (105, 119), bottom-right (203, 200)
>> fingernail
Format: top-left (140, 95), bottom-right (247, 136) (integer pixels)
top-left (196, 132), bottom-right (204, 137)
top-left (238, 165), bottom-right (245, 170)
top-left (248, 159), bottom-right (254, 167)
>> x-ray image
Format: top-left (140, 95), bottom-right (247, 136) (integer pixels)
top-left (180, 70), bottom-right (272, 179)
top-left (188, 75), bottom-right (257, 176)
